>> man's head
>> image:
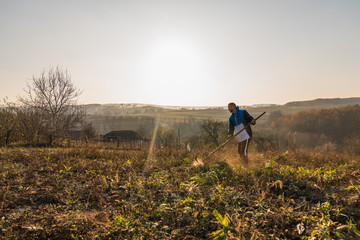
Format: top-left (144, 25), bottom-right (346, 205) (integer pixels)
top-left (228, 102), bottom-right (237, 114)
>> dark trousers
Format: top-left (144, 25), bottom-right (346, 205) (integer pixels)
top-left (237, 138), bottom-right (251, 165)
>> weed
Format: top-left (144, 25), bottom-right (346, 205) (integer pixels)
top-left (210, 210), bottom-right (230, 239)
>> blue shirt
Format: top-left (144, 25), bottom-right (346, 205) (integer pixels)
top-left (228, 107), bottom-right (254, 137)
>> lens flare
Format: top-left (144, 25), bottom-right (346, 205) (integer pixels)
top-left (143, 115), bottom-right (160, 173)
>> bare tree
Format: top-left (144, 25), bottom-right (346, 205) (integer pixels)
top-left (0, 98), bottom-right (18, 146)
top-left (15, 105), bottom-right (48, 144)
top-left (136, 125), bottom-right (150, 140)
top-left (200, 118), bottom-right (226, 147)
top-left (19, 67), bottom-right (85, 144)
top-left (155, 127), bottom-right (176, 149)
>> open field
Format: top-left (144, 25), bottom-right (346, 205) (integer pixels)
top-left (1, 145), bottom-right (360, 239)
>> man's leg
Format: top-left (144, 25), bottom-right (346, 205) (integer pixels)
top-left (237, 138), bottom-right (250, 166)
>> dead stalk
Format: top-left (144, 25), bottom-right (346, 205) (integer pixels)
top-left (350, 180), bottom-right (360, 195)
top-left (0, 185), bottom-right (10, 212)
top-left (85, 189), bottom-right (92, 210)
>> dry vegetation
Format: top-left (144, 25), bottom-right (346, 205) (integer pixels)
top-left (1, 144), bottom-right (360, 239)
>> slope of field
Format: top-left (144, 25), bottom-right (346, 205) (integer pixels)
top-left (1, 146), bottom-right (360, 239)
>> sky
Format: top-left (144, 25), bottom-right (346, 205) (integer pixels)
top-left (1, 0), bottom-right (359, 107)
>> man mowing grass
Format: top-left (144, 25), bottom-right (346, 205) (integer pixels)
top-left (228, 102), bottom-right (256, 166)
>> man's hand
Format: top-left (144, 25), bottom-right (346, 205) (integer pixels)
top-left (251, 119), bottom-right (256, 125)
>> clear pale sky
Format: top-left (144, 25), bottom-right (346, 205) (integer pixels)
top-left (1, 0), bottom-right (359, 106)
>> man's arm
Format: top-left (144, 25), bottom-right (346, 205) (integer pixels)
top-left (228, 119), bottom-right (234, 138)
top-left (244, 110), bottom-right (256, 125)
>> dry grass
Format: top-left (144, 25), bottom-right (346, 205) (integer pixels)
top-left (0, 146), bottom-right (360, 239)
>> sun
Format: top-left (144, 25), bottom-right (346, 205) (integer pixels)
top-left (133, 36), bottom-right (218, 105)
top-left (142, 37), bottom-right (203, 89)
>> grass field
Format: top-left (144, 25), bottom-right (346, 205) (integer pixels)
top-left (1, 145), bottom-right (360, 239)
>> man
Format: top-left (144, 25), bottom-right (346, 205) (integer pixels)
top-left (228, 102), bottom-right (256, 166)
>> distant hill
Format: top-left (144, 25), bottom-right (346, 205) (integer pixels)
top-left (85, 97), bottom-right (360, 116)
top-left (284, 97), bottom-right (360, 108)
top-left (85, 103), bottom-right (169, 116)
top-left (84, 103), bottom-right (225, 116)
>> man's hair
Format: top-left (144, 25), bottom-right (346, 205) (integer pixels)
top-left (228, 102), bottom-right (236, 107)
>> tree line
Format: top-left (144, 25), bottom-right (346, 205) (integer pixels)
top-left (269, 105), bottom-right (360, 152)
top-left (0, 67), bottom-right (89, 146)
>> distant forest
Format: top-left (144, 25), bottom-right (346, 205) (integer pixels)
top-left (265, 105), bottom-right (360, 153)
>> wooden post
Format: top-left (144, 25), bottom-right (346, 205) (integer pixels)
top-left (49, 135), bottom-right (53, 146)
top-left (178, 129), bottom-right (181, 149)
top-left (5, 130), bottom-right (12, 146)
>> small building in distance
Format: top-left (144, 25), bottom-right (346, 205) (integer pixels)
top-left (103, 130), bottom-right (142, 142)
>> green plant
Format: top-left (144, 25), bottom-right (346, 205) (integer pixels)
top-left (210, 210), bottom-right (230, 240)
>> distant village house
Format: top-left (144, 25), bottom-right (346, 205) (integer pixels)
top-left (103, 130), bottom-right (145, 145)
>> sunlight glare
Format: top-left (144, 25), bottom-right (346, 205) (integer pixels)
top-left (140, 37), bottom-right (206, 100)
